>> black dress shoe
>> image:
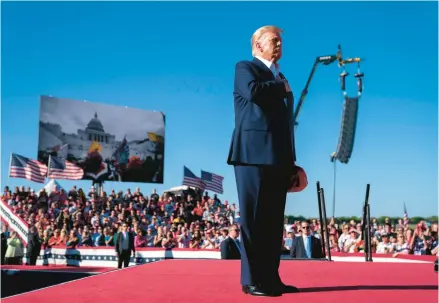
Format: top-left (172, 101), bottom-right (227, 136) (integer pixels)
top-left (275, 283), bottom-right (300, 294)
top-left (242, 285), bottom-right (281, 297)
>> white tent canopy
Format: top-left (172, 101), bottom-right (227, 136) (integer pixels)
top-left (39, 179), bottom-right (64, 195)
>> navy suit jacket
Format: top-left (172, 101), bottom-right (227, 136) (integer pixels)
top-left (290, 235), bottom-right (323, 259)
top-left (220, 237), bottom-right (241, 260)
top-left (227, 58), bottom-right (296, 167)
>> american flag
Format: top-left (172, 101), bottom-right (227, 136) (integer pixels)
top-left (403, 202), bottom-right (409, 226)
top-left (48, 155), bottom-right (84, 180)
top-left (182, 166), bottom-right (205, 189)
top-left (201, 170), bottom-right (224, 194)
top-left (9, 153), bottom-right (47, 183)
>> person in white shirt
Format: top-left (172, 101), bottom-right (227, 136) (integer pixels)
top-left (343, 229), bottom-right (360, 253)
top-left (376, 233), bottom-right (394, 254)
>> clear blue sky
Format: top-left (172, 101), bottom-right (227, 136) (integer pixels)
top-left (1, 1), bottom-right (437, 218)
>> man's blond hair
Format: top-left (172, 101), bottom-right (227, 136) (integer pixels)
top-left (251, 25), bottom-right (283, 56)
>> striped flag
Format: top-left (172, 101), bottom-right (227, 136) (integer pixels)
top-left (47, 155), bottom-right (84, 180)
top-left (201, 170), bottom-right (224, 194)
top-left (403, 202), bottom-right (409, 226)
top-left (182, 166), bottom-right (205, 189)
top-left (9, 153), bottom-right (47, 183)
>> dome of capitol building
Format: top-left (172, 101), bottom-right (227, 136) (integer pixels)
top-left (86, 112), bottom-right (105, 133)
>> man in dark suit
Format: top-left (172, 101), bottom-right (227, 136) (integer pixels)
top-left (220, 224), bottom-right (241, 260)
top-left (115, 223), bottom-right (135, 269)
top-left (227, 25), bottom-right (301, 297)
top-left (1, 225), bottom-right (9, 265)
top-left (290, 220), bottom-right (323, 259)
top-left (27, 226), bottom-right (41, 266)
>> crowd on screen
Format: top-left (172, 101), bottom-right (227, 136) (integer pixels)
top-left (1, 184), bottom-right (438, 265)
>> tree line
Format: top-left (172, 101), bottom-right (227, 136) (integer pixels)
top-left (285, 215), bottom-right (438, 225)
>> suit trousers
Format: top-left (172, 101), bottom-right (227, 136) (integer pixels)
top-left (117, 249), bottom-right (131, 269)
top-left (28, 253), bottom-right (39, 266)
top-left (234, 164), bottom-right (291, 287)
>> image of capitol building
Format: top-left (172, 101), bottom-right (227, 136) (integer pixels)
top-left (38, 112), bottom-right (158, 162)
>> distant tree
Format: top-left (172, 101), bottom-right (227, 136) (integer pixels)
top-left (284, 215), bottom-right (438, 225)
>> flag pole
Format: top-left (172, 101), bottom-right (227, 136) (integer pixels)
top-left (47, 155), bottom-right (51, 180)
top-left (8, 153), bottom-right (12, 183)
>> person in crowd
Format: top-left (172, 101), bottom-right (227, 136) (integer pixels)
top-left (154, 228), bottom-right (165, 247)
top-left (145, 228), bottom-right (155, 247)
top-left (48, 229), bottom-right (61, 246)
top-left (41, 229), bottom-right (51, 249)
top-left (220, 224), bottom-right (241, 260)
top-left (376, 233), bottom-right (394, 254)
top-left (115, 223), bottom-right (135, 269)
top-left (66, 229), bottom-right (79, 249)
top-left (81, 230), bottom-right (93, 247)
top-left (134, 229), bottom-right (146, 248)
top-left (290, 220), bottom-right (323, 259)
top-left (5, 231), bottom-right (23, 265)
top-left (189, 229), bottom-right (202, 249)
top-left (343, 229), bottom-right (361, 253)
top-left (0, 182), bottom-right (436, 272)
top-left (27, 226), bottom-right (42, 265)
top-left (162, 231), bottom-right (176, 249)
top-left (177, 227), bottom-right (191, 248)
top-left (1, 225), bottom-right (9, 265)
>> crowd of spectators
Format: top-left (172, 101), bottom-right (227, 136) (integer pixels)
top-left (1, 184), bottom-right (437, 265)
top-left (283, 217), bottom-right (439, 257)
top-left (1, 184), bottom-right (239, 257)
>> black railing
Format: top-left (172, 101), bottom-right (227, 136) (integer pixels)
top-left (316, 182), bottom-right (332, 261)
top-left (362, 184), bottom-right (373, 262)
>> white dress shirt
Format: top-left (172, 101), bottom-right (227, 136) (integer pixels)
top-left (255, 56), bottom-right (280, 78)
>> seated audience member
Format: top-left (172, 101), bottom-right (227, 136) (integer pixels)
top-left (162, 231), bottom-right (176, 249)
top-left (81, 230), bottom-right (93, 247)
top-left (220, 224), bottom-right (241, 260)
top-left (201, 230), bottom-right (217, 249)
top-left (338, 224), bottom-right (350, 251)
top-left (66, 230), bottom-right (79, 249)
top-left (189, 229), bottom-right (202, 249)
top-left (145, 228), bottom-right (155, 247)
top-left (291, 220), bottom-right (323, 259)
top-left (177, 227), bottom-right (191, 248)
top-left (328, 230), bottom-right (340, 252)
top-left (134, 229), bottom-right (146, 248)
top-left (393, 234), bottom-right (410, 256)
top-left (154, 229), bottom-right (165, 247)
top-left (48, 229), bottom-right (61, 246)
top-left (376, 233), bottom-right (394, 254)
top-left (42, 229), bottom-right (51, 248)
top-left (103, 228), bottom-right (115, 247)
top-left (343, 229), bottom-right (360, 253)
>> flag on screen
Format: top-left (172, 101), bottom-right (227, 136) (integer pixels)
top-left (182, 166), bottom-right (205, 189)
top-left (9, 153), bottom-right (47, 183)
top-left (48, 155), bottom-right (84, 180)
top-left (113, 136), bottom-right (129, 164)
top-left (403, 202), bottom-right (409, 226)
top-left (200, 170), bottom-right (224, 194)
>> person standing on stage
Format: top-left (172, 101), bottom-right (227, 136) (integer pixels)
top-left (115, 223), bottom-right (135, 269)
top-left (227, 25), bottom-right (302, 297)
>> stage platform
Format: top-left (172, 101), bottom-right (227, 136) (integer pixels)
top-left (2, 259), bottom-right (438, 303)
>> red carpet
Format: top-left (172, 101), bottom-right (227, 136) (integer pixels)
top-left (3, 260), bottom-right (438, 303)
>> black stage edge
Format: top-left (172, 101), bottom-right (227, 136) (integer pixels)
top-left (1, 270), bottom-right (94, 298)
